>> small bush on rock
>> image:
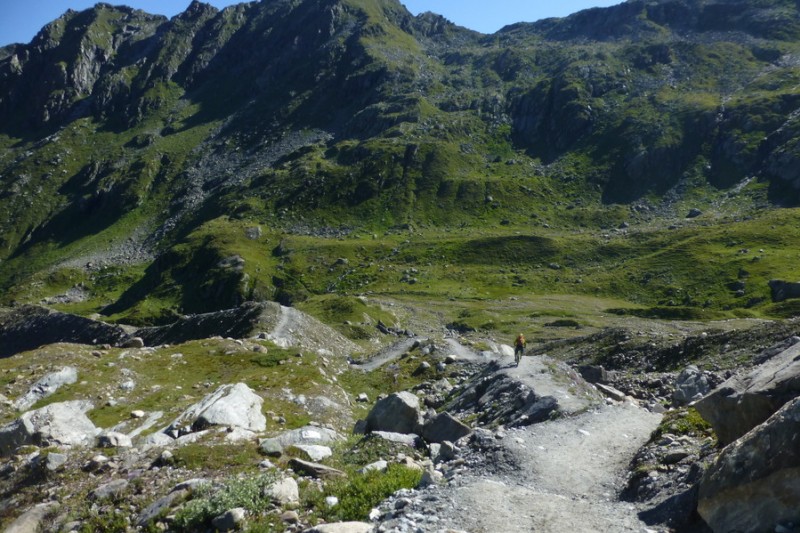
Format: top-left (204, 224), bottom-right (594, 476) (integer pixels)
top-left (172, 473), bottom-right (278, 531)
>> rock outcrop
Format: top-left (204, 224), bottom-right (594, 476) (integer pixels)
top-left (697, 397), bottom-right (800, 533)
top-left (0, 306), bottom-right (127, 358)
top-left (0, 400), bottom-right (97, 456)
top-left (13, 366), bottom-right (78, 411)
top-left (166, 383), bottom-right (266, 434)
top-left (135, 302), bottom-right (360, 356)
top-left (768, 280), bottom-right (800, 303)
top-left (365, 392), bottom-right (423, 435)
top-left (694, 341), bottom-right (800, 445)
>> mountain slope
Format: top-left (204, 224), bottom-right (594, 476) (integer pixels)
top-left (2, 0), bottom-right (800, 325)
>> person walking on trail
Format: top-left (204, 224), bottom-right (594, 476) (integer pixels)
top-left (514, 333), bottom-right (526, 366)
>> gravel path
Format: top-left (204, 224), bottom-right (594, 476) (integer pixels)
top-left (435, 403), bottom-right (663, 532)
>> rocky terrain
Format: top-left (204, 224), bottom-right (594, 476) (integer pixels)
top-left (0, 302), bottom-right (798, 532)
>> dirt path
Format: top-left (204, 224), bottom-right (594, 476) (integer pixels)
top-left (436, 402), bottom-right (662, 532)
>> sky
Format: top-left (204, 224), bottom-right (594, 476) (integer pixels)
top-left (0, 0), bottom-right (623, 47)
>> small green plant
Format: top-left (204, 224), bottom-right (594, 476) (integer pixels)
top-left (304, 464), bottom-right (422, 522)
top-left (653, 407), bottom-right (715, 441)
top-left (172, 473), bottom-right (279, 531)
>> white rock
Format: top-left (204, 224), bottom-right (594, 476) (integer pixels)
top-left (291, 444), bottom-right (332, 461)
top-left (0, 400), bottom-right (97, 456)
top-left (13, 367), bottom-right (78, 411)
top-left (167, 383), bottom-right (266, 433)
top-left (267, 477), bottom-right (299, 505)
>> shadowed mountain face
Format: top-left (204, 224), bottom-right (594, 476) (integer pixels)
top-left (2, 0), bottom-right (800, 322)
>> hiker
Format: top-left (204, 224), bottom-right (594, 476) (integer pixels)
top-left (514, 333), bottom-right (526, 366)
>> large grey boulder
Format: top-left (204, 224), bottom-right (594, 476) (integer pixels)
top-left (13, 366), bottom-right (78, 411)
top-left (0, 400), bottom-right (97, 456)
top-left (698, 397), bottom-right (800, 533)
top-left (694, 341), bottom-right (800, 445)
top-left (168, 383), bottom-right (266, 433)
top-left (365, 392), bottom-right (422, 435)
top-left (258, 425), bottom-right (341, 456)
top-left (421, 412), bottom-right (472, 444)
top-left (266, 477), bottom-right (299, 505)
top-left (672, 365), bottom-right (710, 406)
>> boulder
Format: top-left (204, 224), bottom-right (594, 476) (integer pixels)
top-left (288, 444), bottom-right (332, 461)
top-left (577, 365), bottom-right (608, 384)
top-left (768, 279), bottom-right (800, 303)
top-left (90, 479), bottom-right (129, 501)
top-left (4, 502), bottom-right (60, 533)
top-left (0, 400), bottom-right (97, 456)
top-left (421, 412), bottom-right (471, 444)
top-left (672, 365), bottom-right (710, 406)
top-left (267, 477), bottom-right (299, 505)
top-left (212, 507), bottom-right (247, 532)
top-left (694, 341), bottom-right (800, 445)
top-left (258, 425), bottom-right (341, 456)
top-left (365, 392), bottom-right (422, 434)
top-left (168, 383), bottom-right (266, 434)
top-left (13, 366), bottom-right (78, 411)
top-left (698, 397), bottom-right (800, 533)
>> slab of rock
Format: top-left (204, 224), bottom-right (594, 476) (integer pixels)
top-left (90, 479), bottom-right (129, 501)
top-left (168, 383), bottom-right (266, 434)
top-left (5, 502), bottom-right (60, 533)
top-left (267, 477), bottom-right (299, 505)
top-left (289, 444), bottom-right (332, 461)
top-left (289, 458), bottom-right (346, 479)
top-left (365, 392), bottom-right (422, 434)
top-left (13, 366), bottom-right (78, 411)
top-left (258, 425), bottom-right (341, 455)
top-left (577, 365), bottom-right (608, 384)
top-left (421, 412), bottom-right (471, 444)
top-left (694, 341), bottom-right (800, 445)
top-left (137, 489), bottom-right (190, 527)
top-left (0, 400), bottom-right (96, 456)
top-left (698, 397), bottom-right (800, 533)
top-left (369, 431), bottom-right (419, 447)
top-left (303, 522), bottom-right (373, 533)
top-left (595, 383), bottom-right (627, 402)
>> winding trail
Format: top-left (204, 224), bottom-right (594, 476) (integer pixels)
top-left (430, 352), bottom-right (663, 532)
top-left (440, 402), bottom-right (662, 532)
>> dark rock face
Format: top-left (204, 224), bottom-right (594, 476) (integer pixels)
top-left (0, 305), bottom-right (127, 358)
top-left (768, 279), bottom-right (800, 303)
top-left (134, 301), bottom-right (269, 346)
top-left (421, 412), bottom-right (471, 444)
top-left (694, 340), bottom-right (800, 446)
top-left (365, 392), bottom-right (423, 435)
top-left (698, 397), bottom-right (800, 533)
